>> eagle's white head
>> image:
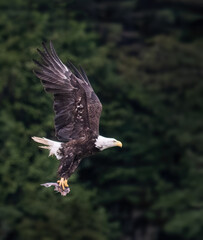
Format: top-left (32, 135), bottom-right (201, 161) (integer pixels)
top-left (95, 135), bottom-right (122, 151)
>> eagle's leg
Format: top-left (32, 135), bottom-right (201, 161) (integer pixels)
top-left (57, 178), bottom-right (69, 190)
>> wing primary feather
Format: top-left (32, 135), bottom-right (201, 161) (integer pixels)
top-left (67, 61), bottom-right (85, 81)
top-left (41, 43), bottom-right (64, 73)
top-left (37, 48), bottom-right (54, 67)
top-left (49, 41), bottom-right (65, 66)
top-left (33, 59), bottom-right (53, 72)
top-left (42, 42), bottom-right (55, 62)
top-left (79, 65), bottom-right (91, 85)
top-left (33, 58), bottom-right (44, 68)
top-left (34, 70), bottom-right (61, 82)
top-left (37, 43), bottom-right (68, 78)
top-left (42, 41), bottom-right (59, 64)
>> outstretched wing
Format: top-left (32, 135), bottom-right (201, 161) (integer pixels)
top-left (34, 41), bottom-right (102, 141)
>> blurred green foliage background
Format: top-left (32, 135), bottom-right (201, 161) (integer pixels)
top-left (0, 0), bottom-right (203, 240)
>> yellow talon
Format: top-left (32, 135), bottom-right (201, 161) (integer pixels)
top-left (57, 178), bottom-right (69, 190)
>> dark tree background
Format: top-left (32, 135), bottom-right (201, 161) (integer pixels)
top-left (0, 0), bottom-right (203, 240)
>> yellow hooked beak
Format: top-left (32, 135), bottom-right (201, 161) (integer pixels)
top-left (116, 141), bottom-right (122, 148)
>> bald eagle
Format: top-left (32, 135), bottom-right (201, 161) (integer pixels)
top-left (32, 42), bottom-right (122, 196)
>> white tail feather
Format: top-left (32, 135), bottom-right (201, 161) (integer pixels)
top-left (32, 136), bottom-right (62, 159)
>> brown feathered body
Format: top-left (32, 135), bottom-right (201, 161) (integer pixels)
top-left (58, 130), bottom-right (99, 179)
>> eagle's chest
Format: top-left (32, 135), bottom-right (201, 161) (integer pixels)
top-left (62, 136), bottom-right (99, 160)
top-left (76, 139), bottom-right (99, 159)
